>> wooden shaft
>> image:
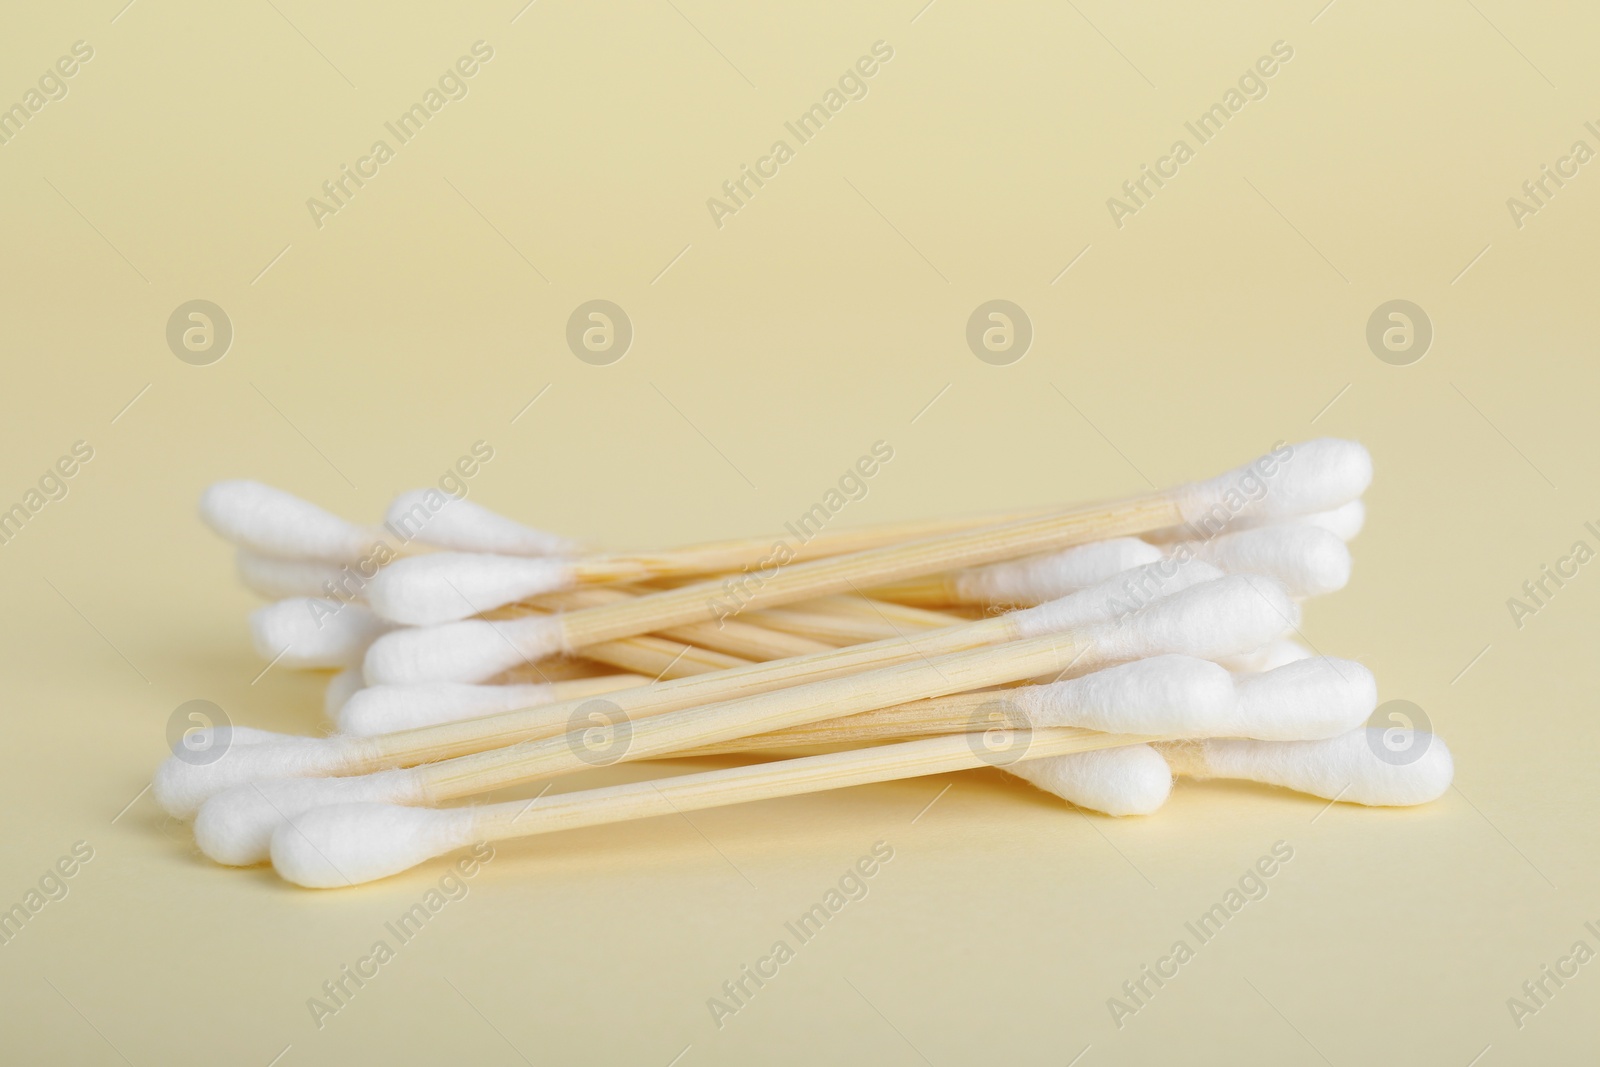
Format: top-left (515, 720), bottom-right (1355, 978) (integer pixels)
top-left (500, 585), bottom-right (842, 658)
top-left (862, 574), bottom-right (963, 607)
top-left (470, 727), bottom-right (1146, 842)
top-left (672, 690), bottom-right (1024, 756)
top-left (355, 615), bottom-right (1018, 770)
top-left (418, 632), bottom-right (1093, 800)
top-left (571, 512), bottom-right (1043, 579)
top-left (744, 599), bottom-right (955, 644)
top-left (736, 607), bottom-right (901, 645)
top-left (537, 675), bottom-right (653, 701)
top-left (494, 657), bottom-right (622, 684)
top-left (787, 595), bottom-right (963, 627)
top-left (489, 582), bottom-right (838, 682)
top-left (552, 494), bottom-right (1182, 651)
top-left (484, 614), bottom-right (742, 679)
top-left (538, 587), bottom-right (835, 660)
top-left (575, 633), bottom-right (747, 678)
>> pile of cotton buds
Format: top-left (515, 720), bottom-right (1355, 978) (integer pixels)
top-left (153, 438), bottom-right (1452, 889)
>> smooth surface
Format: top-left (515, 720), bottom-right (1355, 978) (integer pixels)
top-left (0, 2), bottom-right (1595, 1064)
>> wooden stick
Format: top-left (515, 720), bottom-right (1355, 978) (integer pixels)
top-left (544, 493), bottom-right (1180, 654)
top-left (457, 511), bottom-right (1055, 591)
top-left (412, 632), bottom-right (1100, 801)
top-left (565, 632), bottom-right (748, 679)
top-left (494, 585), bottom-right (853, 657)
top-left (567, 510), bottom-right (1045, 580)
top-left (669, 690), bottom-right (1021, 756)
top-left (492, 657), bottom-right (622, 684)
top-left (480, 623), bottom-right (744, 680)
top-left (353, 614), bottom-right (1021, 772)
top-left (535, 587), bottom-right (837, 660)
top-left (482, 600), bottom-right (881, 683)
top-left (743, 597), bottom-right (959, 643)
top-left (861, 573), bottom-right (964, 608)
top-left (513, 674), bottom-right (655, 701)
top-left (800, 595), bottom-right (963, 626)
top-left (482, 585), bottom-right (838, 682)
top-left (469, 727), bottom-right (1145, 843)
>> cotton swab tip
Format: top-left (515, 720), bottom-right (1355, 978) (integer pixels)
top-left (236, 551), bottom-right (352, 601)
top-left (199, 480), bottom-right (375, 562)
top-left (1188, 525), bottom-right (1353, 599)
top-left (336, 681), bottom-right (554, 735)
top-left (152, 735), bottom-right (351, 819)
top-left (1231, 658), bottom-right (1377, 740)
top-left (323, 668), bottom-right (366, 719)
top-left (365, 553), bottom-right (578, 625)
top-left (1011, 560), bottom-right (1223, 638)
top-left (386, 490), bottom-right (579, 557)
top-left (953, 538), bottom-right (1166, 605)
top-left (1174, 727), bottom-right (1453, 806)
top-left (194, 770), bottom-right (425, 867)
top-left (1104, 573), bottom-right (1297, 663)
top-left (271, 802), bottom-right (477, 888)
top-left (1306, 499), bottom-right (1365, 541)
top-left (1219, 639), bottom-right (1312, 673)
top-left (250, 599), bottom-right (393, 669)
top-left (1015, 655), bottom-right (1235, 735)
top-left (1008, 744), bottom-right (1173, 816)
top-left (1179, 439), bottom-right (1371, 527)
top-left (361, 615), bottom-right (564, 685)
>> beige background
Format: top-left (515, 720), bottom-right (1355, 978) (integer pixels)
top-left (1, 0), bottom-right (1596, 1062)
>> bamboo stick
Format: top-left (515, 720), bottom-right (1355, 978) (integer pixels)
top-left (787, 595), bottom-right (963, 626)
top-left (482, 585), bottom-right (835, 683)
top-left (568, 632), bottom-right (748, 678)
top-left (572, 510), bottom-right (1044, 579)
top-left (354, 614), bottom-right (1020, 771)
top-left (536, 494), bottom-right (1180, 655)
top-left (536, 587), bottom-right (837, 660)
top-left (492, 657), bottom-right (622, 684)
top-left (413, 632), bottom-right (1096, 800)
top-left (481, 626), bottom-right (743, 681)
top-left (669, 690), bottom-right (1020, 756)
top-left (469, 727), bottom-right (1142, 841)
top-left (862, 573), bottom-right (964, 608)
top-left (273, 726), bottom-right (1155, 887)
top-left (530, 674), bottom-right (652, 700)
top-left (744, 597), bottom-right (958, 643)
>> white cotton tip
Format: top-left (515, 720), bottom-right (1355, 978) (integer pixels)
top-left (186, 724), bottom-right (303, 749)
top-left (272, 802), bottom-right (479, 888)
top-left (194, 769), bottom-right (426, 867)
top-left (1223, 658), bottom-right (1377, 740)
top-left (249, 599), bottom-right (394, 669)
top-left (1010, 560), bottom-right (1224, 637)
top-left (1179, 728), bottom-right (1454, 806)
top-left (1175, 439), bottom-right (1372, 528)
top-left (152, 735), bottom-right (353, 819)
top-left (199, 480), bottom-right (377, 562)
top-left (1214, 499), bottom-right (1367, 543)
top-left (323, 668), bottom-right (366, 719)
top-left (1217, 639), bottom-right (1313, 673)
top-left (365, 553), bottom-right (578, 625)
top-left (1181, 525), bottom-right (1352, 599)
top-left (1007, 745), bottom-right (1172, 816)
top-left (1302, 499), bottom-right (1365, 541)
top-left (386, 490), bottom-right (579, 557)
top-left (951, 538), bottom-right (1165, 606)
top-left (1093, 574), bottom-right (1298, 663)
top-left (236, 551), bottom-right (355, 600)
top-left (338, 681), bottom-right (558, 735)
top-left (361, 615), bottom-right (564, 685)
top-left (1013, 655), bottom-right (1236, 735)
